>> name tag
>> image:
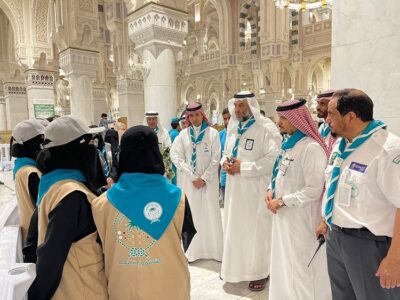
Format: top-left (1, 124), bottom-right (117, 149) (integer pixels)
top-left (245, 139), bottom-right (254, 150)
top-left (349, 162), bottom-right (367, 173)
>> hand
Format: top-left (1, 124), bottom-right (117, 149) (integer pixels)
top-left (315, 218), bottom-right (328, 238)
top-left (265, 190), bottom-right (273, 207)
top-left (229, 158), bottom-right (241, 174)
top-left (267, 199), bottom-right (282, 214)
top-left (103, 177), bottom-right (114, 190)
top-left (223, 161), bottom-right (232, 173)
top-left (376, 255), bottom-right (400, 289)
top-left (192, 178), bottom-right (205, 189)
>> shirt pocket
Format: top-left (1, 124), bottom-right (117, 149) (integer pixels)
top-left (201, 142), bottom-right (212, 157)
top-left (341, 168), bottom-right (366, 205)
top-left (73, 232), bottom-right (108, 299)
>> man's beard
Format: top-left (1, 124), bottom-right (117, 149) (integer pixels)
top-left (316, 110), bottom-right (327, 119)
top-left (238, 111), bottom-right (252, 122)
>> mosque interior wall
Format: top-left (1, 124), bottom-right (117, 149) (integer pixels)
top-left (0, 0), bottom-right (332, 134)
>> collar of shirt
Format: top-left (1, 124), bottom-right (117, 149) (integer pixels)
top-left (193, 125), bottom-right (202, 136)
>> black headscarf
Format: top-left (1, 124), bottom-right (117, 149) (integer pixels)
top-left (36, 134), bottom-right (107, 194)
top-left (10, 134), bottom-right (44, 160)
top-left (104, 129), bottom-right (119, 154)
top-left (118, 125), bottom-right (164, 177)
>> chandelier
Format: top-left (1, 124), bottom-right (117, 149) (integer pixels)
top-left (274, 0), bottom-right (333, 10)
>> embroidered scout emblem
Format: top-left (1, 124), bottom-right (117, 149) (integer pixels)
top-left (393, 155), bottom-right (400, 165)
top-left (144, 202), bottom-right (163, 223)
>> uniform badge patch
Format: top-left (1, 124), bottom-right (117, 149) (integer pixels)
top-left (393, 155), bottom-right (400, 165)
top-left (144, 202), bottom-right (163, 223)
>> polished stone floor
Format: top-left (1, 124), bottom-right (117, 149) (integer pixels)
top-left (189, 259), bottom-right (269, 299)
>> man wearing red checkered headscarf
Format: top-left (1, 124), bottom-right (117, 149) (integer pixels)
top-left (266, 99), bottom-right (331, 300)
top-left (170, 102), bottom-right (223, 263)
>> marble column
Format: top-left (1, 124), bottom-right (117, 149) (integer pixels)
top-left (25, 70), bottom-right (56, 119)
top-left (0, 96), bottom-right (7, 131)
top-left (59, 48), bottom-right (99, 125)
top-left (3, 83), bottom-right (28, 130)
top-left (92, 85), bottom-right (108, 125)
top-left (127, 3), bottom-right (188, 129)
top-left (331, 0), bottom-right (400, 134)
top-left (117, 78), bottom-right (144, 127)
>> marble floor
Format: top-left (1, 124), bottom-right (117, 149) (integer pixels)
top-left (189, 259), bottom-right (269, 299)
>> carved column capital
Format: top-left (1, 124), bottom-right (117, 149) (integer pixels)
top-left (127, 3), bottom-right (188, 58)
top-left (59, 48), bottom-right (100, 78)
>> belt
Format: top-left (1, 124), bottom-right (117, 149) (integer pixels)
top-left (331, 224), bottom-right (369, 233)
top-left (331, 224), bottom-right (390, 242)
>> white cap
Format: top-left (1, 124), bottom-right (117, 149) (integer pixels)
top-left (43, 115), bottom-right (104, 148)
top-left (12, 119), bottom-right (46, 144)
top-left (36, 118), bottom-right (50, 127)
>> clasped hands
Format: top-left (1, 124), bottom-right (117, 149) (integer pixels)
top-left (192, 178), bottom-right (205, 189)
top-left (222, 157), bottom-right (241, 175)
top-left (265, 189), bottom-right (283, 214)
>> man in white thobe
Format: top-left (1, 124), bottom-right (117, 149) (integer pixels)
top-left (266, 98), bottom-right (332, 300)
top-left (221, 91), bottom-right (279, 291)
top-left (144, 111), bottom-right (171, 150)
top-left (317, 89), bottom-right (339, 155)
top-left (170, 102), bottom-right (223, 262)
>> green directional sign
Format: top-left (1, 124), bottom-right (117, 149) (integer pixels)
top-left (34, 104), bottom-right (55, 118)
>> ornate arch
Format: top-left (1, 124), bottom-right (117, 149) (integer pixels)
top-left (306, 56), bottom-right (331, 96)
top-left (239, 0), bottom-right (259, 56)
top-left (0, 0), bottom-right (22, 44)
top-left (306, 56), bottom-right (331, 86)
top-left (202, 0), bottom-right (232, 54)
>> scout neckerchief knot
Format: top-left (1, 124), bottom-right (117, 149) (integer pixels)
top-left (13, 157), bottom-right (37, 180)
top-left (37, 169), bottom-right (87, 206)
top-left (323, 120), bottom-right (386, 228)
top-left (107, 173), bottom-right (182, 240)
top-left (320, 123), bottom-right (331, 139)
top-left (154, 127), bottom-right (159, 134)
top-left (271, 130), bottom-right (306, 197)
top-left (189, 121), bottom-right (208, 173)
top-left (232, 116), bottom-right (256, 158)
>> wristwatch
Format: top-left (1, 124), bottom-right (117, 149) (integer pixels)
top-left (278, 198), bottom-right (286, 207)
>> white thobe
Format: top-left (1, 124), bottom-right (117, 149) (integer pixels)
top-left (170, 126), bottom-right (223, 262)
top-left (269, 137), bottom-right (331, 300)
top-left (157, 127), bottom-right (171, 149)
top-left (221, 122), bottom-right (279, 282)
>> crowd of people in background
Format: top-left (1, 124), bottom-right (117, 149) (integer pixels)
top-left (9, 88), bottom-right (400, 300)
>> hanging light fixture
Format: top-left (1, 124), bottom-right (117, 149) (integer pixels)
top-left (274, 0), bottom-right (332, 10)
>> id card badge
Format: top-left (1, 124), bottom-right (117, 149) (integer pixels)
top-left (337, 182), bottom-right (352, 207)
top-left (245, 139), bottom-right (254, 150)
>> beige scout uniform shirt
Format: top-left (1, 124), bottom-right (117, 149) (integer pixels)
top-left (14, 165), bottom-right (41, 242)
top-left (92, 192), bottom-right (190, 300)
top-left (38, 180), bottom-right (108, 300)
